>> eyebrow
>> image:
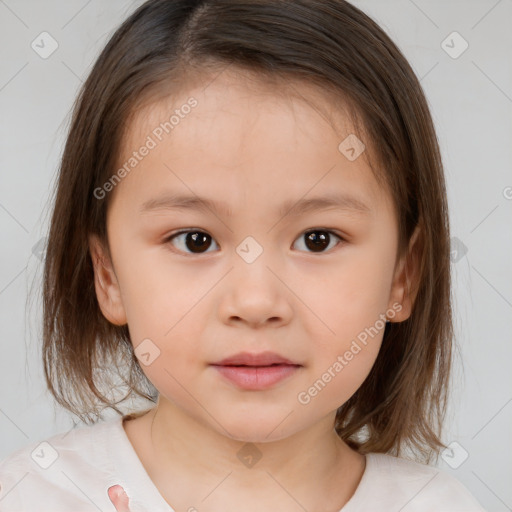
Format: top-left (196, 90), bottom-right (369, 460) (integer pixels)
top-left (139, 192), bottom-right (372, 218)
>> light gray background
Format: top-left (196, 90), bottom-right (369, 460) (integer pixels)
top-left (0, 1), bottom-right (511, 510)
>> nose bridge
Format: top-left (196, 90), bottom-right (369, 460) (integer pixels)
top-left (232, 233), bottom-right (276, 290)
top-left (220, 234), bottom-right (292, 325)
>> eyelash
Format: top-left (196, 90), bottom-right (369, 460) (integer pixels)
top-left (162, 228), bottom-right (346, 256)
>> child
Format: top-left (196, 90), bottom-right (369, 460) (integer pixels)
top-left (0, 0), bottom-right (486, 511)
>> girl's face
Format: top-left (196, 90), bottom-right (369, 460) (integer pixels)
top-left (90, 69), bottom-right (416, 442)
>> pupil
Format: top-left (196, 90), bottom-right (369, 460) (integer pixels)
top-left (186, 232), bottom-right (211, 253)
top-left (305, 230), bottom-right (329, 252)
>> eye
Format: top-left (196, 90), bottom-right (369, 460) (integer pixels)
top-left (164, 228), bottom-right (344, 255)
top-left (165, 230), bottom-right (219, 255)
top-left (292, 229), bottom-right (344, 253)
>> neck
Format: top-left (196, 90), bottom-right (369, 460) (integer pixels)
top-left (124, 399), bottom-right (366, 511)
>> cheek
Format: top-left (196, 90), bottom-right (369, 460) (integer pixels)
top-left (298, 247), bottom-right (393, 393)
top-left (301, 249), bottom-right (393, 337)
top-left (128, 313), bottom-right (208, 401)
top-left (115, 272), bottom-right (212, 400)
top-left (297, 340), bottom-right (381, 413)
top-left (300, 280), bottom-right (387, 411)
top-left (114, 246), bottom-right (211, 337)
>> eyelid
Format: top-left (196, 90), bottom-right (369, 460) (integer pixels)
top-left (163, 227), bottom-right (348, 240)
top-left (298, 228), bottom-right (346, 250)
top-left (163, 227), bottom-right (347, 255)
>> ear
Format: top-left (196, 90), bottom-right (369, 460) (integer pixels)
top-left (387, 224), bottom-right (423, 323)
top-left (88, 234), bottom-right (127, 326)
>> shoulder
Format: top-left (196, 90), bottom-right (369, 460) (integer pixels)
top-left (0, 416), bottom-right (123, 512)
top-left (361, 453), bottom-right (486, 511)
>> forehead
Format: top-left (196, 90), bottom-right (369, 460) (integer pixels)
top-left (111, 68), bottom-right (392, 219)
top-left (121, 67), bottom-right (360, 158)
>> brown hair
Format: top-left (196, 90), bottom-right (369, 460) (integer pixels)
top-left (41, 0), bottom-right (455, 464)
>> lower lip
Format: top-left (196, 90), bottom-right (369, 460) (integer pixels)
top-left (211, 364), bottom-right (300, 390)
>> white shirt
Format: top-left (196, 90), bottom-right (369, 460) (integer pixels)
top-left (0, 415), bottom-right (486, 511)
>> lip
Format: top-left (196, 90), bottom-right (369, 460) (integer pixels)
top-left (211, 351), bottom-right (299, 367)
top-left (210, 351), bottom-right (302, 390)
top-left (212, 365), bottom-right (301, 390)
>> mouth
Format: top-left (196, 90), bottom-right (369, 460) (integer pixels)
top-left (211, 351), bottom-right (300, 367)
top-left (210, 352), bottom-right (302, 390)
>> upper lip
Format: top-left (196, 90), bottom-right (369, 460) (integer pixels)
top-left (211, 351), bottom-right (301, 367)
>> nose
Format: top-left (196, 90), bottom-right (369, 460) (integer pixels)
top-left (219, 258), bottom-right (293, 329)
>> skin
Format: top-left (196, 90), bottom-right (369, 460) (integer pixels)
top-left (90, 67), bottom-right (421, 512)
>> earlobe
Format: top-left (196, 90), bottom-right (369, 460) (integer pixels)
top-left (387, 225), bottom-right (423, 323)
top-left (88, 234), bottom-right (128, 326)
